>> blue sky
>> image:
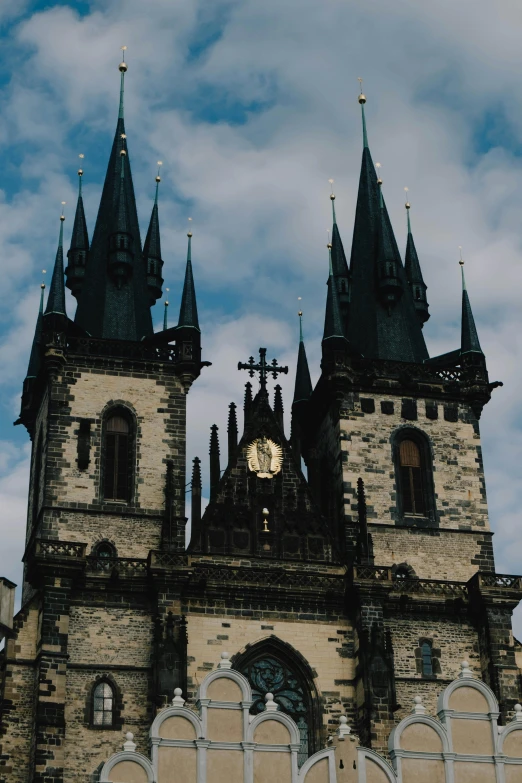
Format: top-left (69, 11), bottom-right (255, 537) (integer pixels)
top-left (1, 0), bottom-right (522, 635)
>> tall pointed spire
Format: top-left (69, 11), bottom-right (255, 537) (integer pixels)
top-left (66, 156), bottom-right (90, 300)
top-left (404, 193), bottom-right (429, 326)
top-left (274, 385), bottom-right (284, 431)
top-left (143, 164), bottom-right (164, 306)
top-left (177, 225), bottom-right (200, 330)
top-left (209, 425), bottom-right (221, 500)
top-left (163, 290), bottom-right (169, 331)
top-left (44, 208), bottom-right (67, 318)
top-left (323, 240), bottom-right (346, 341)
top-left (73, 52), bottom-right (153, 341)
top-left (227, 402), bottom-right (238, 465)
top-left (293, 310), bottom-right (313, 404)
top-left (460, 254), bottom-right (483, 354)
top-left (26, 282), bottom-right (46, 381)
top-left (346, 86), bottom-right (428, 363)
top-left (191, 456), bottom-right (202, 536)
top-left (328, 181), bottom-right (350, 328)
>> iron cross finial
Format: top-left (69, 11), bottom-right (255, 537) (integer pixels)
top-left (238, 347), bottom-right (288, 392)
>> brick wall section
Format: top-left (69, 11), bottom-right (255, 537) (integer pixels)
top-left (367, 526), bottom-right (494, 581)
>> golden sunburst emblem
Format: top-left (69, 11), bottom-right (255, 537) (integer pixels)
top-left (246, 437), bottom-right (283, 479)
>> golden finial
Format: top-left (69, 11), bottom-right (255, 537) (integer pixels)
top-left (60, 201), bottom-right (66, 221)
top-left (326, 228), bottom-right (332, 249)
top-left (262, 507), bottom-right (270, 533)
top-left (78, 153), bottom-right (84, 177)
top-left (404, 186), bottom-right (410, 209)
top-left (41, 268), bottom-right (46, 289)
top-left (298, 295), bottom-right (303, 318)
top-left (375, 162), bottom-right (382, 185)
top-left (156, 160), bottom-right (162, 183)
top-left (120, 149), bottom-right (126, 156)
top-left (121, 133), bottom-right (126, 140)
top-left (187, 216), bottom-right (193, 238)
top-left (119, 45), bottom-right (128, 72)
top-left (165, 286), bottom-right (169, 307)
top-left (358, 77), bottom-right (366, 104)
top-left (458, 246), bottom-right (464, 266)
top-left (328, 178), bottom-right (335, 201)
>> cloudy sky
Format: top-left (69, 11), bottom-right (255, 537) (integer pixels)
top-left (1, 0), bottom-right (521, 635)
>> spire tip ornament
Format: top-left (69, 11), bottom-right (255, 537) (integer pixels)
top-left (119, 45), bottom-right (127, 72)
top-left (357, 76), bottom-right (366, 104)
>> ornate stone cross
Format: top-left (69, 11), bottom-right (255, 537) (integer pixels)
top-left (238, 348), bottom-right (288, 392)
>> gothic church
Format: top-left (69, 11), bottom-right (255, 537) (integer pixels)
top-left (1, 58), bottom-right (522, 783)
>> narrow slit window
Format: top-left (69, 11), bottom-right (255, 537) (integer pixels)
top-left (103, 414), bottom-right (131, 501)
top-left (399, 439), bottom-right (424, 515)
top-left (421, 642), bottom-right (433, 676)
top-left (92, 682), bottom-right (114, 726)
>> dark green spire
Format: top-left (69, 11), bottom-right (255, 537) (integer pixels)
top-left (346, 91), bottom-right (428, 363)
top-left (73, 58), bottom-right (153, 342)
top-left (293, 311), bottom-right (313, 403)
top-left (143, 172), bottom-right (164, 306)
top-left (66, 166), bottom-right (90, 300)
top-left (323, 242), bottom-right (346, 341)
top-left (26, 283), bottom-right (46, 380)
top-left (460, 260), bottom-right (483, 354)
top-left (44, 214), bottom-right (67, 317)
top-left (177, 230), bottom-right (200, 330)
top-left (404, 200), bottom-right (429, 326)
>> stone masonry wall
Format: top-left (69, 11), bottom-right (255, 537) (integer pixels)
top-left (339, 394), bottom-right (488, 532)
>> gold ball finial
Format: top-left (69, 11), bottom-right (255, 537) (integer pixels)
top-left (78, 169), bottom-right (83, 176)
top-left (41, 282), bottom-right (46, 289)
top-left (165, 300), bottom-right (169, 306)
top-left (327, 242), bottom-right (333, 250)
top-left (298, 310), bottom-right (303, 317)
top-left (60, 201), bottom-right (66, 221)
top-left (187, 232), bottom-right (193, 238)
top-left (120, 149), bottom-right (127, 156)
top-left (404, 186), bottom-right (410, 208)
top-left (119, 45), bottom-right (127, 72)
top-left (458, 246), bottom-right (464, 266)
top-left (330, 193), bottom-right (335, 201)
top-left (155, 175), bottom-right (161, 183)
top-left (357, 77), bottom-right (366, 104)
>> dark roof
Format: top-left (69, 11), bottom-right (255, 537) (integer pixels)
top-left (44, 219), bottom-right (66, 317)
top-left (405, 214), bottom-right (425, 287)
top-left (143, 186), bottom-right (162, 263)
top-left (346, 145), bottom-right (428, 362)
top-left (177, 235), bottom-right (200, 330)
top-left (461, 268), bottom-right (483, 354)
top-left (293, 339), bottom-right (313, 404)
top-left (26, 286), bottom-right (45, 380)
top-left (69, 180), bottom-right (89, 253)
top-left (323, 248), bottom-right (346, 341)
top-left (330, 200), bottom-right (349, 280)
top-left (73, 100), bottom-right (153, 340)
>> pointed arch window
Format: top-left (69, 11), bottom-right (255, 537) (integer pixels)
top-left (102, 410), bottom-right (133, 502)
top-left (92, 681), bottom-right (114, 726)
top-left (399, 440), bottom-right (424, 515)
top-left (234, 642), bottom-right (319, 767)
top-left (394, 429), bottom-right (436, 524)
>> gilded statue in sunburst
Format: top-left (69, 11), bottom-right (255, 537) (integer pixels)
top-left (246, 437), bottom-right (283, 479)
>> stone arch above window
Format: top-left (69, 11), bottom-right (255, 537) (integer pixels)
top-left (101, 405), bottom-right (136, 503)
top-left (232, 637), bottom-right (321, 767)
top-left (392, 427), bottom-right (436, 526)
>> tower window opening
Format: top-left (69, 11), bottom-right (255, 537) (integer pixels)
top-left (103, 412), bottom-right (132, 502)
top-left (421, 641), bottom-right (433, 676)
top-left (92, 681), bottom-right (114, 726)
top-left (399, 439), bottom-right (424, 515)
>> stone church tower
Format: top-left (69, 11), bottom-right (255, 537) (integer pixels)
top-left (1, 65), bottom-right (521, 783)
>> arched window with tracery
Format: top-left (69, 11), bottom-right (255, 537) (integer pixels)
top-left (102, 409), bottom-right (134, 502)
top-left (92, 681), bottom-right (114, 727)
top-left (394, 430), bottom-right (435, 523)
top-left (233, 641), bottom-right (319, 767)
